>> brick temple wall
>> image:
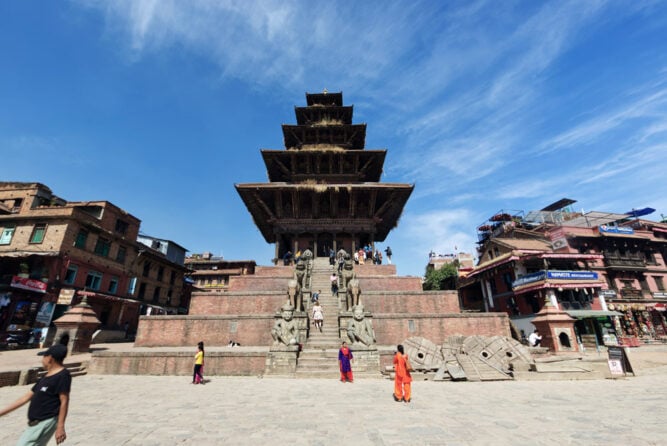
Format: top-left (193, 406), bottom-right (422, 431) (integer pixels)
top-left (253, 266), bottom-right (293, 277)
top-left (134, 315), bottom-right (276, 347)
top-left (361, 291), bottom-right (461, 314)
top-left (354, 264), bottom-right (397, 276)
top-left (358, 276), bottom-right (423, 292)
top-left (372, 313), bottom-right (510, 346)
top-left (188, 292), bottom-right (286, 316)
top-left (227, 276), bottom-right (292, 291)
top-left (89, 350), bottom-right (267, 376)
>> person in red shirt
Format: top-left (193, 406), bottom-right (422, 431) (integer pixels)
top-left (393, 344), bottom-right (412, 403)
top-left (338, 341), bottom-right (354, 383)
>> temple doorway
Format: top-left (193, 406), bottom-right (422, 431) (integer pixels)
top-left (317, 234), bottom-right (332, 258)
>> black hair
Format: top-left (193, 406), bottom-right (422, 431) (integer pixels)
top-left (397, 344), bottom-right (404, 354)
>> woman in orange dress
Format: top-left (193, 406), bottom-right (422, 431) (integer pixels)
top-left (393, 344), bottom-right (412, 402)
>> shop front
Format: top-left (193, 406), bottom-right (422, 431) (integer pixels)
top-left (0, 276), bottom-right (55, 349)
top-left (607, 302), bottom-right (665, 346)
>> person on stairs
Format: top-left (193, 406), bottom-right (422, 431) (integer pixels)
top-left (312, 301), bottom-right (324, 332)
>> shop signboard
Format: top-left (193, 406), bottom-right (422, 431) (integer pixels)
top-left (599, 290), bottom-right (617, 298)
top-left (607, 346), bottom-right (634, 376)
top-left (653, 292), bottom-right (667, 299)
top-left (599, 225), bottom-right (634, 235)
top-left (547, 271), bottom-right (598, 280)
top-left (57, 289), bottom-right (76, 305)
top-left (10, 276), bottom-right (47, 293)
top-left (512, 270), bottom-right (598, 288)
top-left (512, 271), bottom-right (546, 288)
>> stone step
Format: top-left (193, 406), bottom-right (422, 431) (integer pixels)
top-left (37, 362), bottom-right (87, 379)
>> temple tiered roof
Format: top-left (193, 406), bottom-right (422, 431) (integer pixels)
top-left (236, 91), bottom-right (413, 253)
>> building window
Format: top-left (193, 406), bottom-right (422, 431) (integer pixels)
top-left (170, 271), bottom-right (176, 286)
top-left (108, 276), bottom-right (119, 294)
top-left (74, 229), bottom-right (88, 249)
top-left (127, 277), bottom-right (137, 295)
top-left (64, 265), bottom-right (78, 285)
top-left (138, 283), bottom-right (146, 299)
top-left (0, 225), bottom-right (15, 245)
top-left (85, 271), bottom-right (103, 291)
top-left (621, 280), bottom-right (634, 289)
top-left (408, 320), bottom-right (416, 332)
top-left (142, 261), bottom-right (151, 278)
top-left (116, 246), bottom-right (126, 264)
top-left (503, 273), bottom-right (513, 289)
top-left (655, 276), bottom-right (665, 291)
top-left (152, 286), bottom-right (161, 303)
top-left (29, 224), bottom-right (47, 244)
top-left (114, 219), bottom-right (129, 235)
top-left (157, 266), bottom-right (164, 282)
top-left (94, 237), bottom-right (111, 257)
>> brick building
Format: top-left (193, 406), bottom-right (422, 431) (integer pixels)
top-left (458, 199), bottom-right (667, 349)
top-left (0, 182), bottom-right (189, 346)
top-left (185, 252), bottom-right (255, 293)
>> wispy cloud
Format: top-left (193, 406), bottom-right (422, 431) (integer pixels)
top-left (536, 84), bottom-right (667, 153)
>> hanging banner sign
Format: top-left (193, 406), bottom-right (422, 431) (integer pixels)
top-left (11, 276), bottom-right (47, 293)
top-left (35, 301), bottom-right (56, 325)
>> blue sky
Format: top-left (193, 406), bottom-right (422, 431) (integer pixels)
top-left (2, 1), bottom-right (667, 277)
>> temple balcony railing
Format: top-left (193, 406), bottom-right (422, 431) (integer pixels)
top-left (558, 301), bottom-right (593, 310)
top-left (619, 288), bottom-right (645, 299)
top-left (603, 256), bottom-right (646, 270)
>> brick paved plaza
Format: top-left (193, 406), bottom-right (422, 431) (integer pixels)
top-left (2, 367), bottom-right (666, 445)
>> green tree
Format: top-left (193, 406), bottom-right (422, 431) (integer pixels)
top-left (423, 262), bottom-right (458, 290)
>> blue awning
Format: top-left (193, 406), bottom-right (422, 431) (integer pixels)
top-left (625, 207), bottom-right (655, 218)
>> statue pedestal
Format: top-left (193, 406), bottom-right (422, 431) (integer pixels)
top-left (265, 345), bottom-right (299, 375)
top-left (348, 345), bottom-right (380, 373)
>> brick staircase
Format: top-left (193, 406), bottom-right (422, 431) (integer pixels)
top-left (296, 257), bottom-right (343, 378)
top-left (37, 361), bottom-right (88, 380)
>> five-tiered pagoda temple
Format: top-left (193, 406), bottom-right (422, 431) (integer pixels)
top-left (236, 91), bottom-right (414, 260)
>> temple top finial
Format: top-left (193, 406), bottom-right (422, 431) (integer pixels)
top-left (323, 88), bottom-right (328, 94)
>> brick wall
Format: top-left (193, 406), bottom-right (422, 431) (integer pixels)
top-left (228, 276), bottom-right (293, 292)
top-left (372, 313), bottom-right (510, 345)
top-left (358, 276), bottom-right (423, 292)
top-left (0, 371), bottom-right (20, 388)
top-left (361, 291), bottom-right (461, 314)
top-left (134, 315), bottom-right (277, 347)
top-left (89, 350), bottom-right (267, 376)
top-left (188, 292), bottom-right (286, 316)
top-left (254, 266), bottom-right (293, 277)
top-left (355, 264), bottom-right (397, 276)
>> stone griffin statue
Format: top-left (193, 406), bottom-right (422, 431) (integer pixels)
top-left (271, 302), bottom-right (300, 346)
top-left (341, 253), bottom-right (356, 291)
top-left (345, 278), bottom-right (361, 312)
top-left (347, 304), bottom-right (376, 346)
top-left (287, 278), bottom-right (303, 312)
